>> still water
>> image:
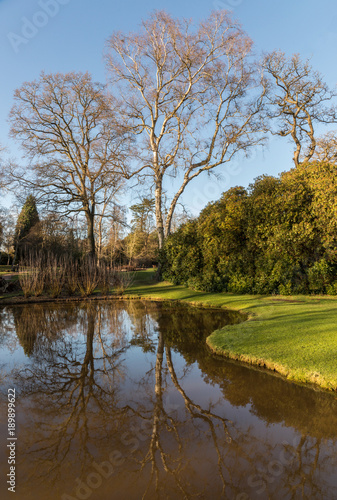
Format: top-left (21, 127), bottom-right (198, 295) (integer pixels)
top-left (0, 300), bottom-right (337, 500)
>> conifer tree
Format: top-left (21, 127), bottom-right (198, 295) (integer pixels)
top-left (13, 195), bottom-right (40, 264)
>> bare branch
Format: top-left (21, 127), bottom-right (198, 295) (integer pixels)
top-left (263, 51), bottom-right (337, 167)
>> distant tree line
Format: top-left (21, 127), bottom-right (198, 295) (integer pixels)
top-left (163, 161), bottom-right (337, 295)
top-left (0, 194), bottom-right (158, 269)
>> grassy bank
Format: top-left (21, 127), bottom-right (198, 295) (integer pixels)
top-left (125, 270), bottom-right (337, 391)
top-left (0, 265), bottom-right (13, 274)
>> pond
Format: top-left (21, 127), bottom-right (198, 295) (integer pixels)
top-left (0, 300), bottom-right (337, 500)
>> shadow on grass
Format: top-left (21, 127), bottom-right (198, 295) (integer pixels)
top-left (127, 284), bottom-right (208, 301)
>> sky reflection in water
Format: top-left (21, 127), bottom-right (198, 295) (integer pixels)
top-left (0, 300), bottom-right (337, 500)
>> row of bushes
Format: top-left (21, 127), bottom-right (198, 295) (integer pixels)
top-left (180, 259), bottom-right (337, 295)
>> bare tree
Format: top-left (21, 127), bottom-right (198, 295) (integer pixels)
top-left (94, 188), bottom-right (125, 261)
top-left (8, 71), bottom-right (128, 257)
top-left (309, 130), bottom-right (337, 163)
top-left (0, 207), bottom-right (17, 264)
top-left (263, 51), bottom-right (337, 167)
top-left (105, 205), bottom-right (127, 267)
top-left (105, 10), bottom-right (267, 256)
top-left (0, 210), bottom-right (3, 257)
top-left (0, 143), bottom-right (6, 190)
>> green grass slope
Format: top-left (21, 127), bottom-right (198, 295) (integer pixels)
top-left (127, 271), bottom-right (337, 391)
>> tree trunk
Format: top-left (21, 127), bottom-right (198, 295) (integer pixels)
top-left (154, 178), bottom-right (165, 280)
top-left (85, 211), bottom-right (96, 258)
top-left (155, 184), bottom-right (164, 249)
top-left (12, 239), bottom-right (20, 267)
top-left (97, 215), bottom-right (103, 261)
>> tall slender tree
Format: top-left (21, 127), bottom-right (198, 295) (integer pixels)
top-left (105, 10), bottom-right (268, 257)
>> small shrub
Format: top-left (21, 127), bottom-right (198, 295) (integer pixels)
top-left (278, 281), bottom-right (292, 296)
top-left (64, 259), bottom-right (79, 296)
top-left (113, 271), bottom-right (135, 295)
top-left (78, 257), bottom-right (100, 297)
top-left (252, 273), bottom-right (280, 295)
top-left (170, 275), bottom-right (182, 286)
top-left (187, 277), bottom-right (203, 291)
top-left (97, 263), bottom-right (116, 295)
top-left (308, 259), bottom-right (332, 294)
top-left (46, 255), bottom-right (66, 298)
top-left (227, 276), bottom-right (253, 294)
top-left (201, 271), bottom-right (226, 293)
top-left (326, 282), bottom-right (337, 296)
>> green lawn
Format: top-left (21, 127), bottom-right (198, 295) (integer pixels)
top-left (0, 265), bottom-right (12, 274)
top-left (126, 270), bottom-right (337, 391)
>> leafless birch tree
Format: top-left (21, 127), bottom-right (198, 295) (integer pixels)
top-left (263, 51), bottom-right (337, 167)
top-left (105, 10), bottom-right (267, 253)
top-left (8, 72), bottom-right (128, 256)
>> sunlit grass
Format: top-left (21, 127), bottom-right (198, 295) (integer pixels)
top-left (0, 265), bottom-right (12, 274)
top-left (127, 272), bottom-right (337, 391)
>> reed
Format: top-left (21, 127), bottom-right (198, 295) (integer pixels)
top-left (113, 270), bottom-right (135, 295)
top-left (64, 258), bottom-right (79, 296)
top-left (46, 255), bottom-right (67, 298)
top-left (78, 257), bottom-right (100, 297)
top-left (18, 254), bottom-right (46, 297)
top-left (97, 262), bottom-right (113, 295)
top-left (17, 253), bottom-right (134, 298)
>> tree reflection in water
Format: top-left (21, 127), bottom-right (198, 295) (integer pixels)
top-left (0, 301), bottom-right (336, 499)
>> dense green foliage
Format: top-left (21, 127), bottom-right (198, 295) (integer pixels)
top-left (14, 195), bottom-right (40, 260)
top-left (15, 195), bottom-right (40, 242)
top-left (163, 162), bottom-right (337, 295)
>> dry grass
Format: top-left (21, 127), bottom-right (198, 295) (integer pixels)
top-left (77, 257), bottom-right (100, 297)
top-left (19, 254), bottom-right (45, 297)
top-left (14, 253), bottom-right (135, 299)
top-left (46, 255), bottom-right (67, 298)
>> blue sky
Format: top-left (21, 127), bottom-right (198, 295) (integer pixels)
top-left (1, 0), bottom-right (337, 214)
